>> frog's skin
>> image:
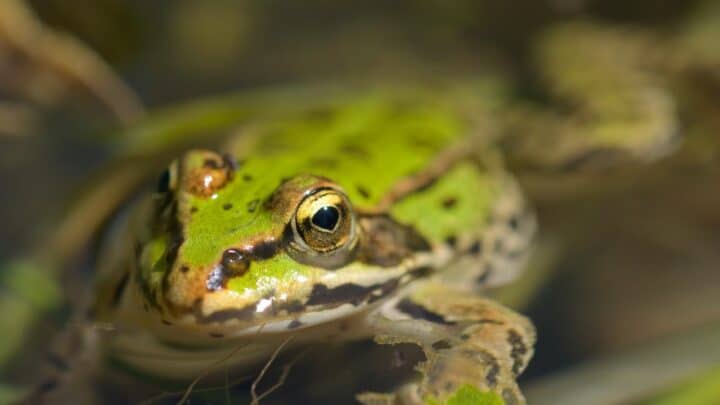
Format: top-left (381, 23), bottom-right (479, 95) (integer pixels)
top-left (85, 94), bottom-right (536, 404)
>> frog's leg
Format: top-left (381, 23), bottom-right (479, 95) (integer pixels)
top-left (436, 172), bottom-right (536, 290)
top-left (359, 281), bottom-right (535, 405)
top-left (501, 22), bottom-right (681, 170)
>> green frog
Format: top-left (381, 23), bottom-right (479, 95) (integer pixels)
top-left (97, 91), bottom-right (538, 404)
top-left (14, 12), bottom-right (719, 404)
top-left (27, 83), bottom-right (669, 405)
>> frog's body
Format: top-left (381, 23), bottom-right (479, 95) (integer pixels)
top-left (87, 93), bottom-right (536, 403)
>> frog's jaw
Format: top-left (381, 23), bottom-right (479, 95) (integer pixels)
top-left (131, 209), bottom-right (446, 342)
top-left (127, 247), bottom-right (444, 343)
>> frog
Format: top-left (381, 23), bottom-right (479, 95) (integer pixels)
top-left (11, 7), bottom-right (720, 404)
top-left (22, 79), bottom-right (671, 405)
top-left (24, 91), bottom-right (534, 404)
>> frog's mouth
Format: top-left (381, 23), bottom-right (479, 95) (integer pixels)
top-left (142, 202), bottom-right (445, 340)
top-left (187, 250), bottom-right (439, 337)
top-left (170, 213), bottom-right (443, 336)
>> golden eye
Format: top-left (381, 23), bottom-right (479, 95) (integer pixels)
top-left (294, 188), bottom-right (355, 254)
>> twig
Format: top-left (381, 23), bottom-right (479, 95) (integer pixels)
top-left (250, 336), bottom-right (295, 405)
top-left (175, 341), bottom-right (250, 405)
top-left (253, 347), bottom-right (310, 404)
top-left (138, 374), bottom-right (254, 405)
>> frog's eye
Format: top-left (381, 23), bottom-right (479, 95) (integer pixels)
top-left (293, 188), bottom-right (356, 254)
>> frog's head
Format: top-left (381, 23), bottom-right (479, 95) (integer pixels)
top-left (136, 148), bottom-right (435, 337)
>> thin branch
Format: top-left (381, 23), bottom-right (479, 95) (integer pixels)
top-left (175, 341), bottom-right (251, 405)
top-left (250, 336), bottom-right (295, 405)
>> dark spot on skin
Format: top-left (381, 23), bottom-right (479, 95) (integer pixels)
top-left (396, 299), bottom-right (455, 325)
top-left (110, 272), bottom-right (129, 307)
top-left (307, 280), bottom-right (399, 306)
top-left (246, 199), bottom-right (260, 213)
top-left (368, 280), bottom-right (402, 304)
top-left (161, 320), bottom-right (173, 325)
top-left (247, 239), bottom-right (280, 260)
top-left (410, 266), bottom-right (433, 278)
top-left (442, 197), bottom-right (458, 209)
top-left (288, 319), bottom-right (303, 329)
top-left (190, 206), bottom-right (198, 213)
top-left (508, 329), bottom-right (528, 376)
top-left (37, 379), bottom-right (58, 394)
top-left (223, 203), bottom-right (233, 210)
top-left (445, 235), bottom-right (457, 248)
top-left (340, 142), bottom-right (370, 159)
top-left (444, 382), bottom-right (456, 392)
top-left (507, 249), bottom-right (525, 261)
top-left (431, 340), bottom-right (452, 351)
top-left (180, 265), bottom-right (190, 273)
top-left (468, 240), bottom-right (483, 255)
top-left (409, 134), bottom-right (438, 149)
top-left (476, 264), bottom-right (493, 284)
top-left (283, 300), bottom-right (306, 314)
top-left (460, 333), bottom-right (470, 341)
top-left (356, 214), bottom-right (431, 267)
top-left (357, 185), bottom-right (371, 199)
top-left (464, 349), bottom-right (500, 387)
top-left (507, 215), bottom-right (520, 230)
top-left (309, 158), bottom-right (339, 168)
top-left (46, 353), bottom-right (69, 371)
top-left (242, 174), bottom-right (253, 181)
top-left (209, 332), bottom-right (225, 338)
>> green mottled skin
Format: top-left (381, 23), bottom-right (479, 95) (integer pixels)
top-left (182, 95), bottom-right (464, 268)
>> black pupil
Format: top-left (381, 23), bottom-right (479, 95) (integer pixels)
top-left (311, 206), bottom-right (340, 231)
top-left (156, 169), bottom-right (170, 193)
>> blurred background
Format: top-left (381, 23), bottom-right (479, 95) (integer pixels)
top-left (0, 0), bottom-right (718, 403)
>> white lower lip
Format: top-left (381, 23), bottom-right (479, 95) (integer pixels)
top-left (229, 303), bottom-right (362, 335)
